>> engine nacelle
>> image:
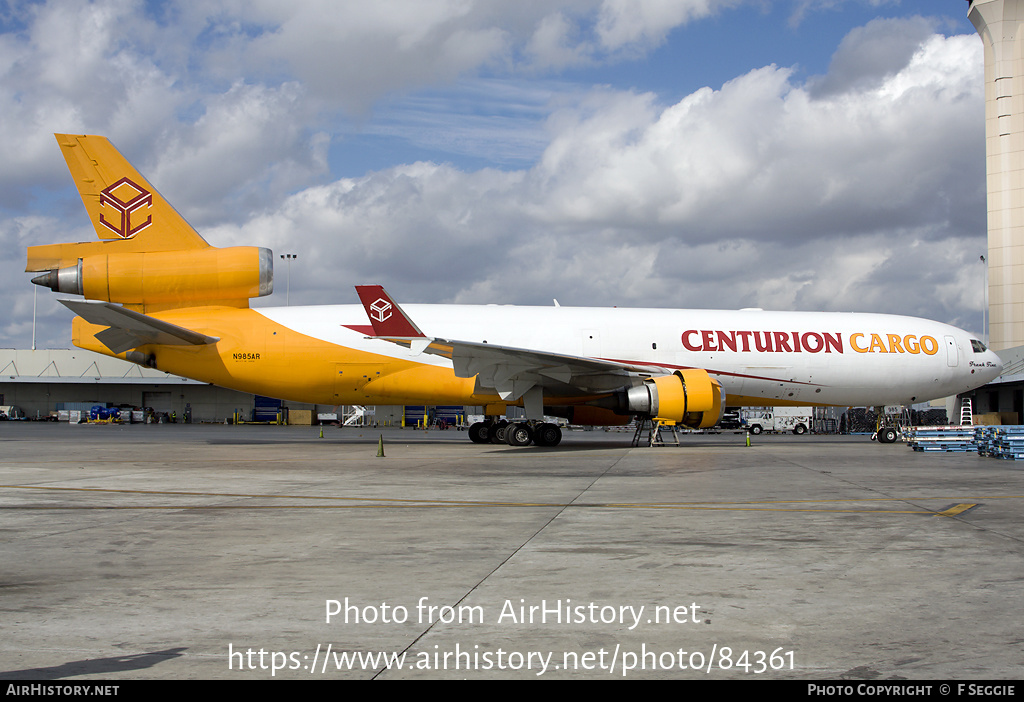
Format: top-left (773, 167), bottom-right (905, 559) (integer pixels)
top-left (31, 246), bottom-right (273, 305)
top-left (625, 369), bottom-right (723, 429)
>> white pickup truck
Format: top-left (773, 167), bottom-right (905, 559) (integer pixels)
top-left (740, 407), bottom-right (812, 435)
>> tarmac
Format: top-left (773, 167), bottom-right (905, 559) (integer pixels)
top-left (1, 422), bottom-right (1022, 680)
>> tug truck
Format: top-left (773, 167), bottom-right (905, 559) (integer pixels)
top-left (741, 407), bottom-right (813, 435)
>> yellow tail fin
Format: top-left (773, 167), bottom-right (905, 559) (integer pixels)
top-left (27, 134), bottom-right (208, 271)
top-left (57, 133), bottom-right (208, 249)
top-left (27, 134), bottom-right (272, 313)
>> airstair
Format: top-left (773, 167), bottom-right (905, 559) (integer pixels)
top-left (342, 405), bottom-right (367, 426)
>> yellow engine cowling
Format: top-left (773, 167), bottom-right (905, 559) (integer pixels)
top-left (30, 246), bottom-right (273, 307)
top-left (628, 369), bottom-right (723, 429)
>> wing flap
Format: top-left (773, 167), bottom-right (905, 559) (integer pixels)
top-left (438, 337), bottom-right (663, 399)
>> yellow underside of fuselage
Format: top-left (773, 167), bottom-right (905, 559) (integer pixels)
top-left (72, 307), bottom-right (489, 406)
top-left (72, 307), bottom-right (835, 411)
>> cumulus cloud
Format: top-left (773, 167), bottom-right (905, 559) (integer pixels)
top-left (215, 0), bottom-right (740, 112)
top-left (811, 16), bottom-right (939, 96)
top-left (788, 0), bottom-right (899, 29)
top-left (530, 31), bottom-right (982, 243)
top-left (0, 1), bottom-right (992, 350)
top-left (596, 0), bottom-right (739, 50)
top-left (210, 29), bottom-right (984, 336)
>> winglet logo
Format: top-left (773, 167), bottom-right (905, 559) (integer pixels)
top-left (370, 298), bottom-right (393, 323)
top-left (99, 177), bottom-right (153, 239)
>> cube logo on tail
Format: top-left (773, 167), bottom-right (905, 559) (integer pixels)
top-left (355, 285), bottom-right (426, 339)
top-left (370, 298), bottom-right (393, 323)
top-left (99, 177), bottom-right (153, 239)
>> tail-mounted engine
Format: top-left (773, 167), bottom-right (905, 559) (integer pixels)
top-left (30, 246), bottom-right (273, 307)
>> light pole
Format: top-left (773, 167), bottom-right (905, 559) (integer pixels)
top-left (31, 286), bottom-right (37, 351)
top-left (981, 255), bottom-right (988, 346)
top-left (280, 253), bottom-right (297, 305)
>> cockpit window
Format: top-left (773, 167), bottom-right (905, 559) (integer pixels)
top-left (971, 339), bottom-right (988, 353)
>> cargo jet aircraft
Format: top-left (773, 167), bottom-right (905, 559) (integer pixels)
top-left (27, 134), bottom-right (1004, 446)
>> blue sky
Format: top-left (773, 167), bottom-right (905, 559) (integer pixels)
top-left (0, 0), bottom-right (991, 349)
top-left (332, 0), bottom-right (976, 175)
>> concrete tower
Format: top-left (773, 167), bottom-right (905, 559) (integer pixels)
top-left (970, 0), bottom-right (1024, 351)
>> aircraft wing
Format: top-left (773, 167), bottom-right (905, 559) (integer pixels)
top-left (354, 285), bottom-right (665, 401)
top-left (430, 337), bottom-right (665, 400)
top-left (60, 299), bottom-right (220, 355)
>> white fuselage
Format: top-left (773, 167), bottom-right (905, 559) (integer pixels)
top-left (256, 304), bottom-right (1003, 407)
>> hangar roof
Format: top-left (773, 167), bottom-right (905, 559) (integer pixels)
top-left (0, 349), bottom-right (204, 385)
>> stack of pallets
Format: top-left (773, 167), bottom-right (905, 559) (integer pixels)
top-left (904, 426), bottom-right (979, 453)
top-left (975, 426), bottom-right (1024, 460)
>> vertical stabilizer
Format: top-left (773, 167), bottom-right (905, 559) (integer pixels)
top-left (56, 133), bottom-right (207, 250)
top-left (27, 135), bottom-right (271, 314)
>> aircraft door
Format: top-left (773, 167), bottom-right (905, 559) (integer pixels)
top-left (944, 336), bottom-right (959, 367)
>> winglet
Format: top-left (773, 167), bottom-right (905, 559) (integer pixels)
top-left (354, 285), bottom-right (431, 353)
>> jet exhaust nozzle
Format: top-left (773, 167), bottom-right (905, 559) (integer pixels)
top-left (31, 261), bottom-right (83, 295)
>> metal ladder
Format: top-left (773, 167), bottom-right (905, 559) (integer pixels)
top-left (959, 398), bottom-right (974, 426)
top-left (631, 418), bottom-right (680, 447)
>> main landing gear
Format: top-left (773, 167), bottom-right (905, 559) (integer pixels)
top-left (468, 419), bottom-right (563, 447)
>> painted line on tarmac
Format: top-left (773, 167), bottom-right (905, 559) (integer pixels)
top-left (0, 485), bottom-right (1007, 515)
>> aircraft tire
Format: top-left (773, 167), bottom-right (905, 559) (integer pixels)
top-left (533, 423), bottom-right (562, 447)
top-left (878, 427), bottom-right (898, 444)
top-left (489, 420), bottom-right (509, 444)
top-left (505, 423), bottom-right (533, 447)
top-left (469, 422), bottom-right (490, 444)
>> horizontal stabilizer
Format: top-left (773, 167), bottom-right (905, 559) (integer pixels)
top-left (60, 299), bottom-right (219, 354)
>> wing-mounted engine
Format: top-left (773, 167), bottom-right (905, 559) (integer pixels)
top-left (622, 369), bottom-right (724, 429)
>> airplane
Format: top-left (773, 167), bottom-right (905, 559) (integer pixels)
top-left (27, 134), bottom-right (1005, 446)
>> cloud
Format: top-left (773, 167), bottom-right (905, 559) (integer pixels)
top-left (215, 29), bottom-right (985, 342)
top-left (788, 0), bottom-right (899, 29)
top-left (0, 0), bottom-right (178, 201)
top-left (0, 4), bottom-right (993, 350)
top-left (595, 0), bottom-right (739, 50)
top-left (146, 81), bottom-right (330, 224)
top-left (211, 1), bottom-right (745, 111)
top-left (0, 0), bottom-right (743, 211)
top-left (810, 16), bottom-right (939, 97)
top-left (529, 32), bottom-right (983, 245)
